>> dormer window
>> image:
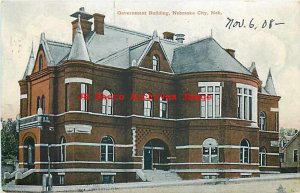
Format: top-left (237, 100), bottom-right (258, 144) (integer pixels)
top-left (38, 56), bottom-right (43, 71)
top-left (152, 55), bottom-right (159, 71)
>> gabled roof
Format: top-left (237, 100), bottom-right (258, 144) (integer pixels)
top-left (283, 131), bottom-right (300, 150)
top-left (68, 16), bottom-right (90, 61)
top-left (264, 69), bottom-right (277, 96)
top-left (22, 44), bottom-right (35, 80)
top-left (171, 38), bottom-right (252, 75)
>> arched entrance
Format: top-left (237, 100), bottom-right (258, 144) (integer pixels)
top-left (24, 137), bottom-right (35, 169)
top-left (143, 139), bottom-right (170, 170)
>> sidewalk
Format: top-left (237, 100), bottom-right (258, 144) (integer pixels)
top-left (2, 173), bottom-right (300, 192)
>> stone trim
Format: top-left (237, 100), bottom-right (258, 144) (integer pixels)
top-left (65, 77), bottom-right (92, 85)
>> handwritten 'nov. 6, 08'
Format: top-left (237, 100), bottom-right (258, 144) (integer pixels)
top-left (225, 17), bottom-right (285, 30)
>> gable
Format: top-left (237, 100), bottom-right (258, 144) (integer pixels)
top-left (139, 42), bottom-right (173, 73)
top-left (32, 45), bottom-right (48, 73)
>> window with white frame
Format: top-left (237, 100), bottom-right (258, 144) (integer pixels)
top-left (80, 83), bottom-right (88, 112)
top-left (60, 137), bottom-right (66, 162)
top-left (100, 136), bottom-right (114, 162)
top-left (237, 84), bottom-right (255, 121)
top-left (59, 175), bottom-right (64, 185)
top-left (102, 90), bottom-right (113, 115)
top-left (198, 82), bottom-right (221, 118)
top-left (259, 147), bottom-right (266, 166)
top-left (294, 149), bottom-right (298, 162)
top-left (36, 96), bottom-right (41, 113)
top-left (152, 55), bottom-right (159, 71)
top-left (240, 139), bottom-right (250, 163)
top-left (159, 96), bottom-right (168, 118)
top-left (259, 112), bottom-right (266, 131)
top-left (144, 93), bottom-right (153, 117)
top-left (202, 138), bottom-right (219, 163)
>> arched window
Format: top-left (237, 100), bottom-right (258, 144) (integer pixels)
top-left (144, 93), bottom-right (153, 117)
top-left (36, 96), bottom-right (41, 113)
top-left (102, 90), bottom-right (113, 115)
top-left (24, 137), bottom-right (35, 169)
top-left (259, 147), bottom-right (267, 166)
top-left (159, 96), bottom-right (168, 118)
top-left (60, 137), bottom-right (66, 162)
top-left (100, 136), bottom-right (114, 162)
top-left (39, 56), bottom-right (43, 71)
top-left (259, 112), bottom-right (266, 131)
top-left (202, 138), bottom-right (219, 163)
top-left (152, 55), bottom-right (159, 71)
top-left (240, 139), bottom-right (250, 163)
top-left (41, 95), bottom-right (45, 113)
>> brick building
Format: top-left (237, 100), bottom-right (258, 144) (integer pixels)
top-left (7, 8), bottom-right (281, 185)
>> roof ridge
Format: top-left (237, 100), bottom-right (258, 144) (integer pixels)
top-left (96, 47), bottom-right (129, 63)
top-left (129, 39), bottom-right (151, 50)
top-left (47, 39), bottom-right (72, 47)
top-left (283, 130), bottom-right (300, 149)
top-left (105, 23), bottom-right (152, 39)
top-left (175, 36), bottom-right (212, 50)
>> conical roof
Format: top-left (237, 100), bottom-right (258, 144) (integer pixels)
top-left (264, 69), bottom-right (277, 96)
top-left (68, 15), bottom-right (90, 61)
top-left (23, 43), bottom-right (35, 79)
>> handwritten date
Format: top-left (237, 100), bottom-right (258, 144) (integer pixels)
top-left (225, 17), bottom-right (284, 30)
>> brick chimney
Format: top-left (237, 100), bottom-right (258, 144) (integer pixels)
top-left (226, 49), bottom-right (235, 58)
top-left (70, 7), bottom-right (93, 41)
top-left (93, 13), bottom-right (105, 35)
top-left (163, 32), bottom-right (175, 40)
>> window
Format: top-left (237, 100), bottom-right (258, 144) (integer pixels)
top-left (275, 112), bottom-right (279, 132)
top-left (65, 83), bottom-right (69, 112)
top-left (102, 90), bottom-right (113, 115)
top-left (152, 55), bottom-right (159, 71)
top-left (39, 56), bottom-right (43, 71)
top-left (144, 93), bottom-right (153, 117)
top-left (294, 150), bottom-right (298, 162)
top-left (100, 136), bottom-right (114, 162)
top-left (259, 112), bottom-right (266, 131)
top-left (103, 175), bottom-right (114, 184)
top-left (36, 96), bottom-right (41, 113)
top-left (59, 175), bottom-right (64, 185)
top-left (259, 147), bottom-right (267, 166)
top-left (237, 87), bottom-right (253, 120)
top-left (240, 139), bottom-right (250, 163)
top-left (159, 96), bottom-right (168, 118)
top-left (41, 95), bottom-right (45, 113)
top-left (60, 137), bottom-right (66, 162)
top-left (24, 137), bottom-right (35, 169)
top-left (198, 83), bottom-right (221, 118)
top-left (80, 83), bottom-right (88, 112)
top-left (202, 138), bottom-right (219, 163)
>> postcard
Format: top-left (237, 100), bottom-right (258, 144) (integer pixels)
top-left (1, 1), bottom-right (299, 192)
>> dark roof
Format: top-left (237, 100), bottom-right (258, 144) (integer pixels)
top-left (171, 38), bottom-right (252, 75)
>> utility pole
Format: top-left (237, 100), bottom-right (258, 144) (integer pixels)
top-left (47, 144), bottom-right (52, 191)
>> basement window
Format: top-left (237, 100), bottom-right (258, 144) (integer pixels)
top-left (101, 173), bottom-right (115, 184)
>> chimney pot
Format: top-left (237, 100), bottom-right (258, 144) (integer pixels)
top-left (163, 32), bottom-right (175, 40)
top-left (175, 34), bottom-right (185, 43)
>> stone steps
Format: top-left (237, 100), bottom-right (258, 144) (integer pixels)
top-left (143, 170), bottom-right (182, 182)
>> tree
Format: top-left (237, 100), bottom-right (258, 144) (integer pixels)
top-left (279, 127), bottom-right (298, 137)
top-left (1, 119), bottom-right (18, 164)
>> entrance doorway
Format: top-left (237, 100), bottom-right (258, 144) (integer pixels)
top-left (143, 139), bottom-right (169, 170)
top-left (24, 137), bottom-right (35, 169)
